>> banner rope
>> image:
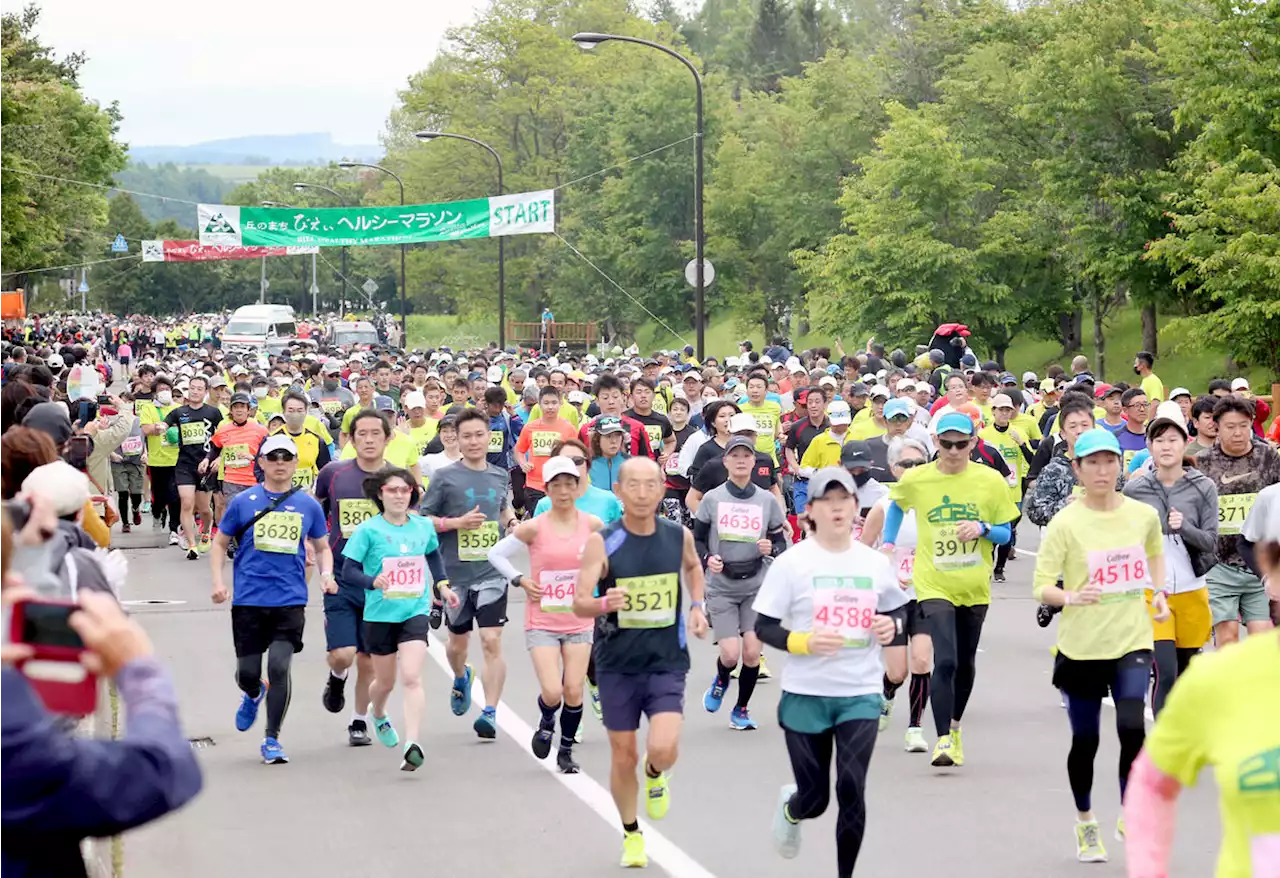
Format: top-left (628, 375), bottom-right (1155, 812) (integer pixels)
top-left (1, 254), bottom-right (142, 279)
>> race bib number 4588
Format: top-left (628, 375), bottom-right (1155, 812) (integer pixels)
top-left (811, 575), bottom-right (877, 648)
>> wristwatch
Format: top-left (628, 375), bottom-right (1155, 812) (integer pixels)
top-left (690, 601), bottom-right (705, 611)
top-left (509, 575), bottom-right (524, 589)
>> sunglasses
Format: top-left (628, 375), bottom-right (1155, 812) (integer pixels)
top-left (567, 456), bottom-right (588, 467)
top-left (898, 459), bottom-right (926, 469)
top-left (264, 451), bottom-right (296, 462)
top-left (938, 437), bottom-right (971, 451)
top-left (381, 485), bottom-right (413, 496)
top-left (887, 415), bottom-right (911, 423)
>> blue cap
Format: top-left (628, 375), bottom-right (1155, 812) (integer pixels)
top-left (826, 364), bottom-right (842, 375)
top-left (884, 398), bottom-right (912, 420)
top-left (1127, 448), bottom-right (1151, 474)
top-left (936, 411), bottom-right (975, 436)
top-left (1074, 427), bottom-right (1122, 459)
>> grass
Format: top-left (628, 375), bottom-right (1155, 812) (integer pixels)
top-left (186, 164), bottom-right (278, 183)
top-left (406, 314), bottom-right (499, 351)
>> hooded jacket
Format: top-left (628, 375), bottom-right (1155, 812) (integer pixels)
top-left (1123, 467), bottom-right (1219, 583)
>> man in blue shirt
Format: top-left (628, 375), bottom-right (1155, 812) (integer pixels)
top-left (210, 433), bottom-right (332, 765)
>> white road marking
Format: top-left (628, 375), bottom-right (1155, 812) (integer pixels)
top-left (426, 635), bottom-right (718, 878)
top-left (1015, 549), bottom-right (1038, 556)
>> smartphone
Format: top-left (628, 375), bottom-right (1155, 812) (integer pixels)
top-left (9, 599), bottom-right (97, 716)
top-left (97, 394), bottom-right (110, 405)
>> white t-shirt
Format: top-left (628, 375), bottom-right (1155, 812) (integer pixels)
top-left (753, 539), bottom-right (905, 698)
top-left (420, 451), bottom-right (460, 483)
top-left (873, 495), bottom-right (919, 601)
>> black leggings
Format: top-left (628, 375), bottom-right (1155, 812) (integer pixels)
top-left (995, 515), bottom-right (1021, 572)
top-left (919, 600), bottom-right (987, 736)
top-left (784, 719), bottom-right (877, 878)
top-left (149, 465), bottom-right (181, 533)
top-left (1064, 665), bottom-right (1148, 812)
top-left (236, 641), bottom-right (294, 739)
top-left (116, 491), bottom-right (143, 521)
top-left (1151, 641), bottom-right (1198, 717)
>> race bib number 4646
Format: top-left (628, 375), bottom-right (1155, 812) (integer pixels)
top-left (811, 576), bottom-right (877, 648)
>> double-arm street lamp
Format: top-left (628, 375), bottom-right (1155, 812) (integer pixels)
top-left (339, 161), bottom-right (407, 340)
top-left (263, 201), bottom-right (320, 315)
top-left (571, 32), bottom-right (706, 361)
top-left (293, 182), bottom-right (350, 316)
top-left (413, 130), bottom-right (506, 349)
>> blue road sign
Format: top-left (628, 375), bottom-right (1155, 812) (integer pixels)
top-left (111, 234), bottom-right (128, 253)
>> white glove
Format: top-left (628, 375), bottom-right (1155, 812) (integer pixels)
top-left (797, 466), bottom-right (816, 479)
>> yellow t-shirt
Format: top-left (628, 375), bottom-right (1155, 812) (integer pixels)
top-left (888, 462), bottom-right (1020, 607)
top-left (1011, 412), bottom-right (1043, 444)
top-left (1140, 373), bottom-right (1165, 404)
top-left (340, 402), bottom-right (379, 435)
top-left (848, 418), bottom-right (887, 441)
top-left (269, 427), bottom-right (326, 491)
top-left (255, 395), bottom-right (283, 423)
top-left (139, 401), bottom-right (179, 467)
top-left (1049, 406), bottom-right (1107, 436)
top-left (739, 401), bottom-right (782, 462)
top-left (1031, 497), bottom-right (1162, 660)
top-left (799, 429), bottom-right (855, 470)
top-left (339, 431), bottom-right (419, 469)
top-left (528, 402), bottom-right (581, 428)
top-left (979, 424), bottom-right (1028, 501)
top-left (401, 420), bottom-right (439, 457)
top-left (1144, 632), bottom-right (1280, 878)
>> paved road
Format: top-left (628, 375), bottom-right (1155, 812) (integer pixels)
top-left (113, 522), bottom-right (1220, 878)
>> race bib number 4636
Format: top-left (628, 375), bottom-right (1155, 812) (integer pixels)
top-left (811, 575), bottom-right (877, 648)
top-left (716, 502), bottom-right (762, 542)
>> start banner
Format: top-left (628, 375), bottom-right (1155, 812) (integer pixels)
top-left (141, 241), bottom-right (320, 263)
top-left (196, 189), bottom-right (555, 249)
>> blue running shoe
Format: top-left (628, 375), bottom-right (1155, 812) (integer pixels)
top-left (703, 677), bottom-right (727, 713)
top-left (261, 737), bottom-right (288, 764)
top-left (729, 706), bottom-right (758, 730)
top-left (473, 707), bottom-right (497, 740)
top-left (451, 664), bottom-right (474, 717)
top-left (235, 681), bottom-right (267, 732)
top-left (373, 714), bottom-right (400, 748)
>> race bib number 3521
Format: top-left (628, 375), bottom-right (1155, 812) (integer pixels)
top-left (811, 575), bottom-right (877, 648)
top-left (617, 573), bottom-right (678, 629)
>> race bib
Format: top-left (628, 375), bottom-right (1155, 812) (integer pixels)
top-left (459, 520), bottom-right (499, 561)
top-left (488, 430), bottom-right (504, 453)
top-left (717, 502), bottom-right (762, 542)
top-left (811, 575), bottom-right (877, 648)
top-left (254, 511), bottom-right (303, 553)
top-left (121, 435), bottom-right (144, 455)
top-left (320, 399), bottom-right (343, 415)
top-left (1252, 835), bottom-right (1280, 878)
top-left (1001, 449), bottom-right (1020, 486)
top-left (617, 573), bottom-right (678, 629)
top-left (179, 421), bottom-right (207, 445)
top-left (539, 569), bottom-right (576, 613)
top-left (338, 498), bottom-right (377, 538)
top-left (223, 442), bottom-right (252, 468)
top-left (644, 424), bottom-right (664, 450)
top-left (664, 453), bottom-right (681, 475)
top-left (1087, 545), bottom-right (1149, 595)
top-left (752, 413), bottom-right (776, 435)
top-left (381, 556), bottom-right (427, 599)
top-left (291, 468), bottom-right (316, 490)
top-left (1217, 492), bottom-right (1256, 536)
top-left (893, 547), bottom-right (915, 587)
top-left (932, 523), bottom-right (981, 570)
top-left (531, 431), bottom-right (559, 457)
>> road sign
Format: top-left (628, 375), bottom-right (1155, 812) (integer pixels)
top-left (77, 278), bottom-right (89, 293)
top-left (111, 234), bottom-right (128, 253)
top-left (684, 259), bottom-right (715, 288)
top-left (362, 278), bottom-right (378, 296)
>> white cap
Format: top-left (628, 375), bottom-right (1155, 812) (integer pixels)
top-left (401, 390), bottom-right (427, 410)
top-left (260, 434), bottom-right (299, 456)
top-left (913, 381), bottom-right (931, 393)
top-left (1022, 371), bottom-right (1039, 383)
top-left (1231, 377), bottom-right (1250, 391)
top-left (728, 412), bottom-right (759, 434)
top-left (1169, 386), bottom-right (1191, 400)
top-left (760, 355), bottom-right (773, 365)
top-left (486, 365), bottom-right (504, 383)
top-left (22, 461), bottom-right (89, 517)
top-left (786, 356), bottom-right (804, 374)
top-left (47, 353), bottom-right (64, 369)
top-left (991, 393), bottom-right (1015, 409)
top-left (819, 375), bottom-right (838, 389)
top-left (568, 390), bottom-right (587, 405)
top-left (869, 385), bottom-right (890, 400)
top-left (725, 356), bottom-right (740, 368)
top-left (542, 456), bottom-right (580, 484)
top-left (1147, 400), bottom-right (1188, 437)
top-left (828, 401), bottom-right (852, 425)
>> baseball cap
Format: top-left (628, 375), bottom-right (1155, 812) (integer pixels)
top-left (401, 390), bottom-right (427, 410)
top-left (1127, 449), bottom-right (1151, 474)
top-left (828, 401), bottom-right (852, 425)
top-left (260, 434), bottom-right (298, 457)
top-left (1231, 377), bottom-right (1250, 392)
top-left (542, 456), bottom-right (580, 483)
top-left (819, 376), bottom-right (838, 390)
top-left (229, 392), bottom-right (253, 407)
top-left (1146, 400), bottom-right (1189, 439)
top-left (869, 385), bottom-right (890, 400)
top-left (849, 383), bottom-right (870, 397)
top-left (884, 398), bottom-right (912, 420)
top-left (936, 412), bottom-right (976, 436)
top-left (1022, 371), bottom-right (1039, 384)
top-left (728, 412), bottom-right (759, 434)
top-left (914, 381), bottom-right (931, 394)
top-left (808, 466), bottom-right (856, 501)
top-left (487, 365), bottom-right (504, 383)
top-left (22, 461), bottom-right (90, 518)
top-left (999, 373), bottom-right (1017, 386)
top-left (1040, 378), bottom-right (1059, 393)
top-left (374, 395), bottom-right (395, 412)
top-left (681, 372), bottom-right (701, 383)
top-left (594, 415), bottom-right (625, 435)
top-left (840, 440), bottom-right (873, 469)
top-left (208, 374), bottom-right (228, 388)
top-left (568, 390), bottom-right (587, 405)
top-left (724, 436), bottom-right (756, 455)
top-left (321, 360), bottom-right (341, 374)
top-left (1095, 383), bottom-right (1120, 400)
top-left (22, 401), bottom-right (74, 446)
top-left (990, 394), bottom-right (1015, 409)
top-left (1169, 387), bottom-right (1191, 401)
top-left (1074, 427), bottom-right (1122, 459)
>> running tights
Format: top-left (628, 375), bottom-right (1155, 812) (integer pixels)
top-left (995, 515), bottom-right (1021, 573)
top-left (236, 642), bottom-right (294, 739)
top-left (1150, 642), bottom-right (1198, 718)
top-left (1064, 672), bottom-right (1147, 813)
top-left (149, 465), bottom-right (181, 533)
top-left (116, 491), bottom-right (143, 522)
top-left (784, 719), bottom-right (877, 878)
top-left (920, 600), bottom-right (987, 736)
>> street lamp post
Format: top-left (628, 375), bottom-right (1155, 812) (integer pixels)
top-left (571, 32), bottom-right (705, 361)
top-left (414, 131), bottom-right (505, 349)
top-left (293, 183), bottom-right (350, 317)
top-left (263, 200), bottom-right (315, 314)
top-left (339, 161), bottom-right (407, 343)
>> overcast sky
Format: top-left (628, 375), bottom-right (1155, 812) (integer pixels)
top-left (34, 0), bottom-right (490, 146)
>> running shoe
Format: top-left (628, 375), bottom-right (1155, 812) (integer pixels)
top-left (261, 736), bottom-right (289, 764)
top-left (427, 601), bottom-right (443, 630)
top-left (703, 677), bottom-right (727, 713)
top-left (348, 720), bottom-right (372, 747)
top-left (1036, 603), bottom-right (1056, 628)
top-left (904, 727), bottom-right (928, 752)
top-left (772, 784), bottom-right (801, 859)
top-left (759, 656), bottom-right (772, 680)
top-left (950, 727), bottom-right (965, 765)
top-left (186, 547), bottom-right (199, 561)
top-left (235, 681), bottom-right (267, 732)
top-left (121, 523), bottom-right (132, 534)
top-left (197, 534), bottom-right (212, 554)
top-left (141, 499), bottom-right (151, 515)
top-left (132, 508), bottom-right (142, 526)
top-left (620, 831), bottom-right (647, 869)
top-left (532, 725), bottom-right (554, 759)
top-left (373, 713), bottom-right (399, 748)
top-left (168, 531), bottom-right (180, 546)
top-left (474, 708), bottom-right (497, 740)
top-left (878, 696), bottom-right (893, 732)
top-left (450, 664), bottom-right (474, 716)
top-left (322, 673), bottom-right (346, 713)
top-left (178, 533), bottom-right (190, 551)
top-left (1115, 816), bottom-right (1125, 841)
top-left (931, 736), bottom-right (956, 767)
top-left (729, 706), bottom-right (757, 730)
top-left (574, 724), bottom-right (584, 744)
top-left (1008, 547), bottom-right (1017, 561)
top-left (1075, 820), bottom-right (1108, 862)
top-left (556, 748), bottom-right (580, 774)
top-left (587, 681), bottom-right (602, 721)
top-left (643, 758), bottom-right (670, 820)
top-left (400, 742), bottom-right (425, 772)
top-left (993, 570), bottom-right (1007, 583)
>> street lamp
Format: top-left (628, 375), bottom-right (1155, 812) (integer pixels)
top-left (339, 161), bottom-right (407, 343)
top-left (571, 32), bottom-right (706, 361)
top-left (293, 182), bottom-right (351, 317)
top-left (263, 202), bottom-right (319, 315)
top-left (414, 130), bottom-right (506, 349)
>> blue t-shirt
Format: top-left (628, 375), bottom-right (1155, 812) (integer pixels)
top-left (533, 485), bottom-right (623, 524)
top-left (486, 413), bottom-right (519, 470)
top-left (219, 486), bottom-right (327, 607)
top-left (342, 514), bottom-right (440, 623)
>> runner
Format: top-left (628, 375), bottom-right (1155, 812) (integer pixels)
top-left (859, 436), bottom-right (934, 752)
top-left (273, 391), bottom-right (332, 493)
top-left (167, 375), bottom-right (222, 560)
top-left (488, 456), bottom-right (601, 773)
top-left (695, 436), bottom-right (787, 730)
top-left (205, 392), bottom-right (269, 556)
top-left (978, 393), bottom-right (1034, 583)
top-left (574, 457), bottom-right (709, 869)
top-left (421, 408), bottom-right (518, 739)
top-left (210, 434), bottom-right (333, 764)
top-left (514, 385), bottom-right (578, 513)
top-left (880, 411), bottom-right (1019, 767)
top-left (738, 370), bottom-right (784, 464)
top-left (783, 385), bottom-right (830, 523)
top-left (310, 360), bottom-right (356, 434)
top-left (314, 409), bottom-right (394, 746)
top-left (626, 378), bottom-right (676, 469)
top-left (660, 396), bottom-right (699, 528)
top-left (752, 466), bottom-right (901, 877)
top-left (338, 376), bottom-right (379, 447)
top-left (1032, 427), bottom-right (1168, 861)
top-left (340, 466), bottom-right (458, 771)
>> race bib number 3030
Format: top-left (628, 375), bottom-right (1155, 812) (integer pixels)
top-left (811, 575), bottom-right (877, 648)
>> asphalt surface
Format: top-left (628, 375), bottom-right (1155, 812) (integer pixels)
top-left (114, 521), bottom-right (1222, 878)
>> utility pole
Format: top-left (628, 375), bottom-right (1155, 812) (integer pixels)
top-left (310, 252), bottom-right (319, 315)
top-left (259, 256), bottom-right (269, 303)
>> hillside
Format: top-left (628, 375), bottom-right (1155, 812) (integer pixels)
top-left (127, 133), bottom-right (380, 166)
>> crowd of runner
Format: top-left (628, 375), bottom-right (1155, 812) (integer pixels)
top-left (2, 311), bottom-right (1278, 876)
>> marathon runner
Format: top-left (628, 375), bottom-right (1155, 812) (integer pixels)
top-left (274, 391), bottom-right (332, 492)
top-left (167, 375), bottom-right (222, 560)
top-left (514, 385), bottom-right (578, 513)
top-left (310, 360), bottom-right (356, 434)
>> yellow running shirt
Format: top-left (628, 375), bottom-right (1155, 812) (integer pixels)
top-left (339, 431), bottom-right (419, 469)
top-left (739, 401), bottom-right (782, 463)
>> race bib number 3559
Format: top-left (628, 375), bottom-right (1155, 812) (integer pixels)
top-left (459, 521), bottom-right (499, 561)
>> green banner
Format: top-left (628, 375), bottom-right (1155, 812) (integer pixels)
top-left (197, 189), bottom-right (554, 249)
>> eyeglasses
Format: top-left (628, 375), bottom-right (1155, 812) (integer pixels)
top-left (264, 451), bottom-right (296, 462)
top-left (898, 459), bottom-right (926, 469)
top-left (381, 485), bottom-right (413, 496)
top-left (938, 438), bottom-right (971, 451)
top-left (1125, 402), bottom-right (1150, 409)
top-left (887, 415), bottom-right (911, 423)
top-left (567, 456), bottom-right (588, 467)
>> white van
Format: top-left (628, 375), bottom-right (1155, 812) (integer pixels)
top-left (328, 320), bottom-right (379, 349)
top-left (222, 304), bottom-right (297, 356)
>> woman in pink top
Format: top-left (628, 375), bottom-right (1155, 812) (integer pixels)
top-left (487, 455), bottom-right (601, 774)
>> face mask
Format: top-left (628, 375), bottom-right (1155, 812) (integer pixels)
top-left (253, 386), bottom-right (268, 399)
top-left (852, 471), bottom-right (872, 487)
top-left (284, 412), bottom-right (306, 430)
top-left (1133, 366), bottom-right (1142, 376)
top-left (156, 390), bottom-right (173, 406)
top-left (323, 378), bottom-right (339, 391)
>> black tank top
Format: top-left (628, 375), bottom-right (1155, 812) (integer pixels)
top-left (593, 516), bottom-right (689, 674)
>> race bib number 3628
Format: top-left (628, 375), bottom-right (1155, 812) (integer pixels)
top-left (254, 511), bottom-right (303, 553)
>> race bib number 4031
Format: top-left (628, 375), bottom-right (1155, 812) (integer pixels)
top-left (381, 556), bottom-right (427, 599)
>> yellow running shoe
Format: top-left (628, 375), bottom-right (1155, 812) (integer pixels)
top-left (930, 736), bottom-right (955, 767)
top-left (758, 655), bottom-right (772, 680)
top-left (949, 727), bottom-right (965, 766)
top-left (1075, 820), bottom-right (1108, 862)
top-left (1115, 816), bottom-right (1125, 841)
top-left (620, 831), bottom-right (647, 868)
top-left (643, 757), bottom-right (670, 820)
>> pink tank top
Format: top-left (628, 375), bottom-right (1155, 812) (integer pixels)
top-left (525, 510), bottom-right (594, 634)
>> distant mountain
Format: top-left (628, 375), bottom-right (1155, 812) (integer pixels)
top-left (127, 133), bottom-right (381, 166)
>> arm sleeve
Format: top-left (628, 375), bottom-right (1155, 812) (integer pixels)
top-left (754, 613), bottom-right (790, 651)
top-left (487, 533), bottom-right (524, 581)
top-left (341, 554), bottom-right (377, 590)
top-left (769, 528), bottom-right (788, 556)
top-left (314, 437), bottom-right (332, 470)
top-left (1238, 537), bottom-right (1261, 577)
top-left (985, 522), bottom-right (1012, 545)
top-left (693, 518), bottom-right (712, 561)
top-left (882, 501), bottom-right (905, 544)
top-left (426, 547), bottom-right (448, 584)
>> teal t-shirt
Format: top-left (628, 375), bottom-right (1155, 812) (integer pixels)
top-left (342, 514), bottom-right (439, 623)
top-left (534, 485), bottom-right (623, 525)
